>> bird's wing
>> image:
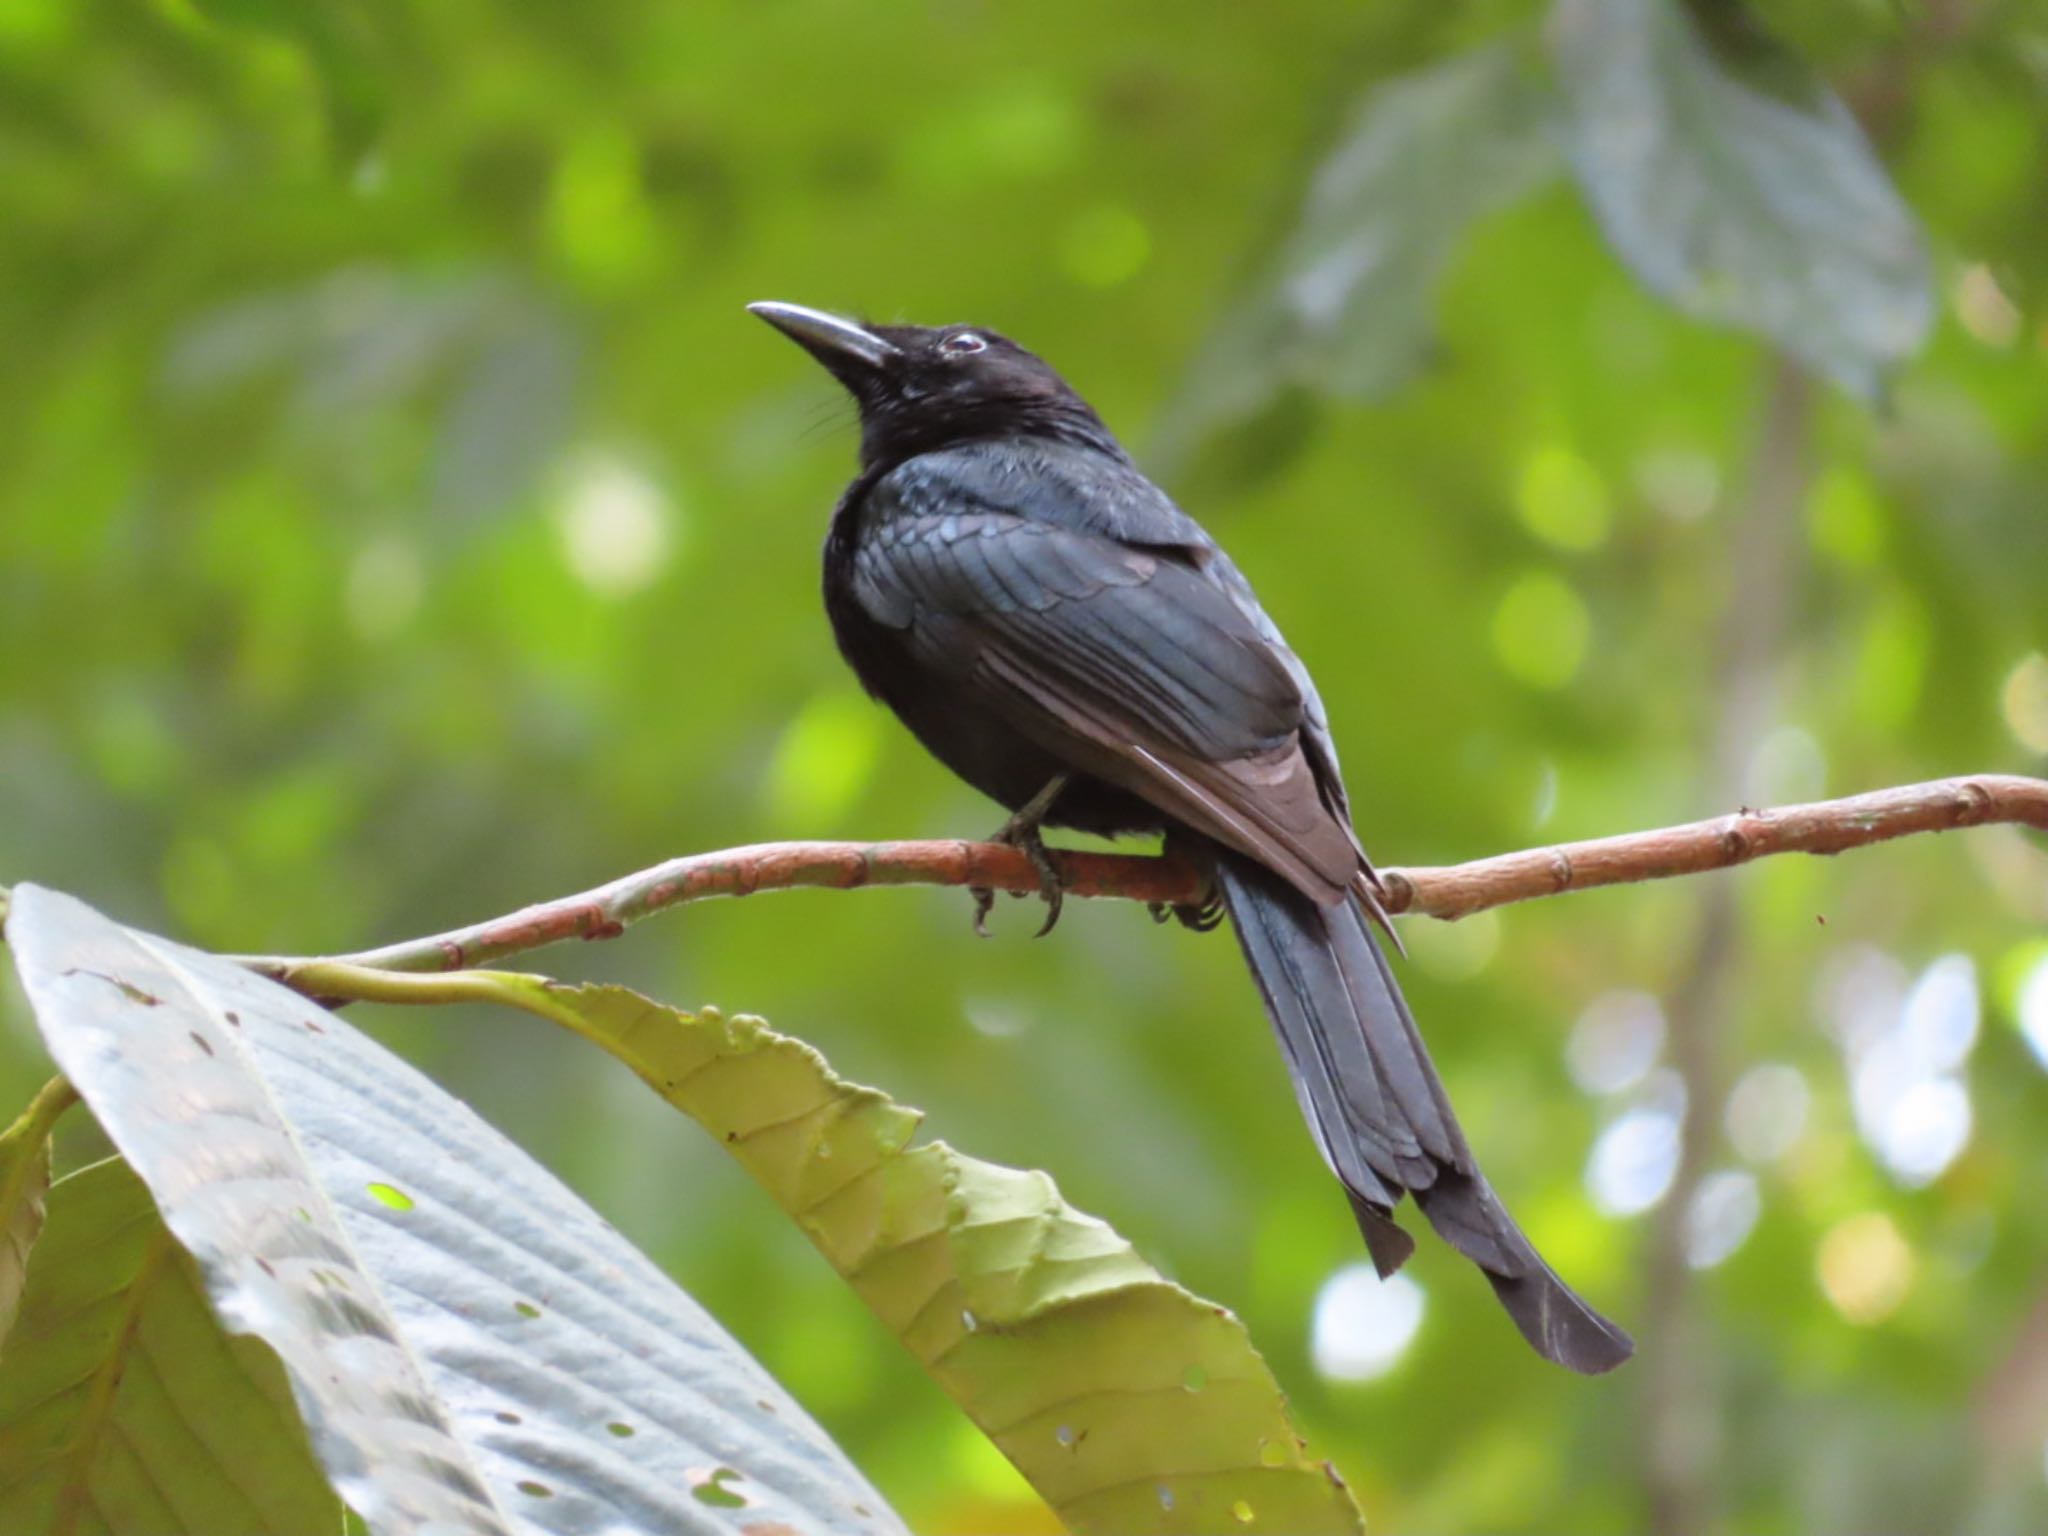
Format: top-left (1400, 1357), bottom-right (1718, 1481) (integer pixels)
top-left (1199, 541), bottom-right (1390, 911)
top-left (910, 442), bottom-right (1370, 850)
top-left (851, 507), bottom-right (1361, 902)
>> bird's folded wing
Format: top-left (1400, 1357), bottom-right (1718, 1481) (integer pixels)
top-left (851, 511), bottom-right (1360, 902)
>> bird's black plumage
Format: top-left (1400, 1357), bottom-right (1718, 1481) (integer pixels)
top-left (750, 301), bottom-right (1633, 1373)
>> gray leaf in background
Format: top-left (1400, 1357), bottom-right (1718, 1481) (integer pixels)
top-left (8, 884), bottom-right (906, 1536)
top-left (1159, 40), bottom-right (1560, 458)
top-left (162, 267), bottom-right (581, 539)
top-left (431, 309), bottom-right (580, 527)
top-left (1548, 0), bottom-right (1932, 398)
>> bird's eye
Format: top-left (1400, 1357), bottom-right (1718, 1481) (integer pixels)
top-left (941, 332), bottom-right (988, 356)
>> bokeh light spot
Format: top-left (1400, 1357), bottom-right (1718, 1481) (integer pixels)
top-left (1530, 759), bottom-right (1560, 828)
top-left (1954, 263), bottom-right (2021, 347)
top-left (764, 691), bottom-right (885, 829)
top-left (0, 0), bottom-right (66, 46)
top-left (553, 451), bottom-right (676, 598)
top-left (899, 83), bottom-right (1082, 188)
top-left (1634, 448), bottom-right (1719, 522)
top-left (1743, 724), bottom-right (1826, 808)
top-left (1491, 572), bottom-right (1589, 689)
top-left (1586, 1105), bottom-right (1681, 1216)
top-left (1515, 446), bottom-right (1612, 549)
top-left (1685, 1169), bottom-right (1760, 1269)
top-left (1725, 1062), bottom-right (1809, 1163)
top-left (2001, 653), bottom-right (2048, 754)
top-left (1903, 954), bottom-right (1980, 1071)
top-left (345, 534), bottom-right (425, 639)
top-left (1815, 944), bottom-right (1909, 1053)
top-left (548, 126), bottom-right (651, 290)
top-left (2019, 953), bottom-right (2048, 1072)
top-left (1404, 908), bottom-right (1499, 982)
top-left (1817, 1212), bottom-right (1913, 1325)
top-left (1567, 991), bottom-right (1666, 1096)
top-left (547, 126), bottom-right (656, 290)
top-left (1311, 1265), bottom-right (1424, 1382)
top-left (1058, 205), bottom-right (1151, 288)
top-left (1807, 467), bottom-right (1884, 567)
top-left (964, 994), bottom-right (1031, 1040)
top-left (1846, 954), bottom-right (1978, 1187)
top-left (1852, 589), bottom-right (1929, 730)
top-left (1884, 1079), bottom-right (1972, 1185)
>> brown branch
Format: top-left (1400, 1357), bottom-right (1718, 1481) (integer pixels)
top-left (230, 774), bottom-right (2048, 987)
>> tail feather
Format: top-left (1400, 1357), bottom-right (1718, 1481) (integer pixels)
top-left (1348, 1191), bottom-right (1417, 1279)
top-left (1215, 853), bottom-right (1634, 1375)
top-left (1229, 866), bottom-right (1423, 1195)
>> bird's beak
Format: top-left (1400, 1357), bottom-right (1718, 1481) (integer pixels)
top-left (747, 301), bottom-right (901, 375)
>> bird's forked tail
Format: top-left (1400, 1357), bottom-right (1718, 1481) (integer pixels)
top-left (1215, 853), bottom-right (1634, 1374)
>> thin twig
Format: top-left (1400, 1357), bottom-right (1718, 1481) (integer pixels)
top-left (228, 774), bottom-right (2048, 987)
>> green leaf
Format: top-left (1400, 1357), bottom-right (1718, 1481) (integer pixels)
top-left (1161, 40), bottom-right (1559, 456)
top-left (0, 1155), bottom-right (342, 1535)
top-left (499, 979), bottom-right (1368, 1536)
top-left (1548, 0), bottom-right (1932, 396)
top-left (0, 1078), bottom-right (75, 1359)
top-left (7, 884), bottom-right (906, 1536)
top-left (0, 1143), bottom-right (44, 1361)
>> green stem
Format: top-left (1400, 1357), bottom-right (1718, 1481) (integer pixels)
top-left (285, 962), bottom-right (601, 1041)
top-left (1, 1075), bottom-right (80, 1164)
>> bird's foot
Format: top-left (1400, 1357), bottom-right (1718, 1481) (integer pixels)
top-left (1148, 829), bottom-right (1225, 933)
top-left (1009, 821), bottom-right (1066, 938)
top-left (969, 775), bottom-right (1070, 939)
top-left (1148, 886), bottom-right (1225, 932)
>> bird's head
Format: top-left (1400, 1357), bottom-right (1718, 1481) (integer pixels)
top-left (748, 301), bottom-right (1122, 470)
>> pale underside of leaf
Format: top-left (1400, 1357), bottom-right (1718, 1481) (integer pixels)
top-left (8, 884), bottom-right (906, 1536)
top-left (523, 982), bottom-right (1368, 1536)
top-left (0, 1155), bottom-right (342, 1536)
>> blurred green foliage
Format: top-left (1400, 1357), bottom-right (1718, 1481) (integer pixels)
top-left (3, 1), bottom-right (2048, 1531)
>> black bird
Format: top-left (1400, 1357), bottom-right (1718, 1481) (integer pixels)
top-left (750, 301), bottom-right (1633, 1374)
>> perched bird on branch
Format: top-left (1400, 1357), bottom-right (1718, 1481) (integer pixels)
top-left (749, 301), bottom-right (1632, 1373)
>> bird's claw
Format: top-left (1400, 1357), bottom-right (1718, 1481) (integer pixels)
top-left (1148, 886), bottom-right (1225, 933)
top-left (969, 781), bottom-right (1069, 938)
top-left (1175, 889), bottom-right (1227, 932)
top-left (1024, 843), bottom-right (1073, 937)
top-left (1008, 819), bottom-right (1065, 938)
